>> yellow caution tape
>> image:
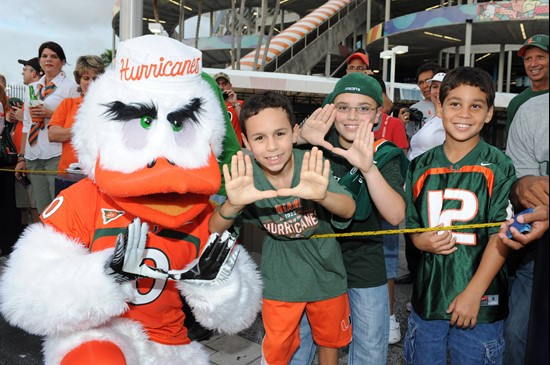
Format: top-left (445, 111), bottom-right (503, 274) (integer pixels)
top-left (0, 168), bottom-right (63, 175)
top-left (0, 167), bottom-right (507, 238)
top-left (311, 222), bottom-right (504, 239)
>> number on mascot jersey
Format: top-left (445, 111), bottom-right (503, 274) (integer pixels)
top-left (131, 247), bottom-right (170, 305)
top-left (427, 189), bottom-right (478, 245)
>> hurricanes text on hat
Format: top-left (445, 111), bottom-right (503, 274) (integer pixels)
top-left (427, 72), bottom-right (446, 84)
top-left (347, 52), bottom-right (369, 67)
top-left (326, 73), bottom-right (383, 107)
top-left (518, 34), bottom-right (549, 57)
top-left (213, 72), bottom-right (230, 83)
top-left (115, 35), bottom-right (202, 89)
top-left (18, 57), bottom-right (42, 74)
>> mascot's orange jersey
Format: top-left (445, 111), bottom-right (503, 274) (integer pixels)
top-left (41, 178), bottom-right (213, 345)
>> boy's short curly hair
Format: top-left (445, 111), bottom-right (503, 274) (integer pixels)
top-left (240, 91), bottom-right (295, 137)
top-left (439, 67), bottom-right (496, 109)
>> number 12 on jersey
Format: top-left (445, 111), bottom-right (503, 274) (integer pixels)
top-left (428, 189), bottom-right (478, 245)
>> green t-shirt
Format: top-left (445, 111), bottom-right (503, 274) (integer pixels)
top-left (326, 133), bottom-right (406, 288)
top-left (505, 87), bottom-right (549, 142)
top-left (405, 140), bottom-right (516, 323)
top-left (235, 148), bottom-right (351, 302)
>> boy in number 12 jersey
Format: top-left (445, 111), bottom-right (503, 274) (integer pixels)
top-left (403, 67), bottom-right (516, 364)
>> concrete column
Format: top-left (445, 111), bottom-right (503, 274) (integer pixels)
top-left (470, 53), bottom-right (475, 66)
top-left (382, 0), bottom-right (391, 82)
top-left (464, 20), bottom-right (472, 66)
top-left (506, 51), bottom-right (512, 93)
top-left (497, 44), bottom-right (505, 92)
top-left (325, 52), bottom-right (331, 77)
top-left (445, 52), bottom-right (450, 69)
top-left (389, 52), bottom-right (396, 101)
top-left (454, 46), bottom-right (460, 67)
top-left (366, 0), bottom-right (371, 31)
top-left (210, 11), bottom-right (214, 37)
top-left (119, 0), bottom-right (143, 41)
top-left (438, 50), bottom-right (443, 66)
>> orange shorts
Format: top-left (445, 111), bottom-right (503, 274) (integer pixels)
top-left (262, 293), bottom-right (352, 365)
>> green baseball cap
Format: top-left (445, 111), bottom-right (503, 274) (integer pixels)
top-left (325, 73), bottom-right (383, 107)
top-left (518, 34), bottom-right (549, 57)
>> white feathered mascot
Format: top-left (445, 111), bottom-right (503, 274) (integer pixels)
top-left (0, 35), bottom-right (262, 365)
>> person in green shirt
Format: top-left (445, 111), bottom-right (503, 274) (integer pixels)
top-left (404, 67), bottom-right (516, 364)
top-left (505, 34), bottom-right (548, 141)
top-left (209, 91), bottom-right (356, 365)
top-left (292, 73), bottom-right (407, 365)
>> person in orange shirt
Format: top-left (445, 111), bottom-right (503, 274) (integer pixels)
top-left (48, 55), bottom-right (105, 172)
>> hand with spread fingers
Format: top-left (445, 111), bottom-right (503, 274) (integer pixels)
top-left (107, 217), bottom-right (170, 282)
top-left (332, 120), bottom-right (375, 174)
top-left (223, 151), bottom-right (278, 208)
top-left (298, 104), bottom-right (336, 151)
top-left (277, 146), bottom-right (330, 202)
top-left (169, 231), bottom-right (239, 285)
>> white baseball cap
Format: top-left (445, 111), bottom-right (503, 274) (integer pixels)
top-left (427, 72), bottom-right (446, 84)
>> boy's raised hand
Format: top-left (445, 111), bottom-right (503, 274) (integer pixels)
top-left (299, 104), bottom-right (336, 151)
top-left (277, 147), bottom-right (330, 201)
top-left (332, 120), bottom-right (375, 173)
top-left (223, 151), bottom-right (278, 206)
top-left (411, 225), bottom-right (457, 255)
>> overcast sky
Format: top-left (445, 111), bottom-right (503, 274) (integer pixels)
top-left (0, 0), bottom-right (115, 85)
top-left (0, 0), bottom-right (209, 87)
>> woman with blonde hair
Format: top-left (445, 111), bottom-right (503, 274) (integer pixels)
top-left (48, 55), bottom-right (105, 172)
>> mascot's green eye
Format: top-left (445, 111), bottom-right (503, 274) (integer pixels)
top-left (171, 120), bottom-right (183, 132)
top-left (140, 116), bottom-right (154, 129)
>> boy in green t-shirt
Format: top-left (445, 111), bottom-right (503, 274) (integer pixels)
top-left (209, 91), bottom-right (356, 365)
top-left (404, 67), bottom-right (516, 364)
top-left (293, 73), bottom-right (407, 365)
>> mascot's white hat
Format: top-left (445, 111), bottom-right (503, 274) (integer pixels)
top-left (72, 35), bottom-right (236, 227)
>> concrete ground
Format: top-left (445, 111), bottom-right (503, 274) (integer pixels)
top-left (0, 235), bottom-right (412, 365)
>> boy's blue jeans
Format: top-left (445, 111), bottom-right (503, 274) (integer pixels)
top-left (404, 308), bottom-right (505, 365)
top-left (290, 285), bottom-right (389, 365)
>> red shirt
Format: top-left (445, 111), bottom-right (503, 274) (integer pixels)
top-left (373, 113), bottom-right (409, 149)
top-left (225, 100), bottom-right (244, 147)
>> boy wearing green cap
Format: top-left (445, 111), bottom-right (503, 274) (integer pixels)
top-left (294, 72), bottom-right (407, 364)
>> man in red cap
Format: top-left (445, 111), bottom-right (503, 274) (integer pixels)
top-left (346, 51), bottom-right (373, 75)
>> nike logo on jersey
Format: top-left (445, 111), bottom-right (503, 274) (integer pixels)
top-left (101, 208), bottom-right (125, 224)
top-left (480, 162), bottom-right (492, 166)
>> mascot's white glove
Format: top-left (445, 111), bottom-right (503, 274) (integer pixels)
top-left (106, 217), bottom-right (239, 285)
top-left (106, 217), bottom-right (170, 282)
top-left (169, 231), bottom-right (240, 286)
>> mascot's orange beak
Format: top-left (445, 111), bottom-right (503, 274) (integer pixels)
top-left (95, 152), bottom-right (221, 228)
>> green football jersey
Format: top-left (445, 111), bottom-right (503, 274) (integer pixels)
top-left (406, 140), bottom-right (516, 323)
top-left (235, 149), bottom-right (351, 302)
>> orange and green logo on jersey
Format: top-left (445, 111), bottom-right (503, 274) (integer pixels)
top-left (101, 208), bottom-right (125, 225)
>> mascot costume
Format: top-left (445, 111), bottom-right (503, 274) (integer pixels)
top-left (0, 35), bottom-right (262, 365)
